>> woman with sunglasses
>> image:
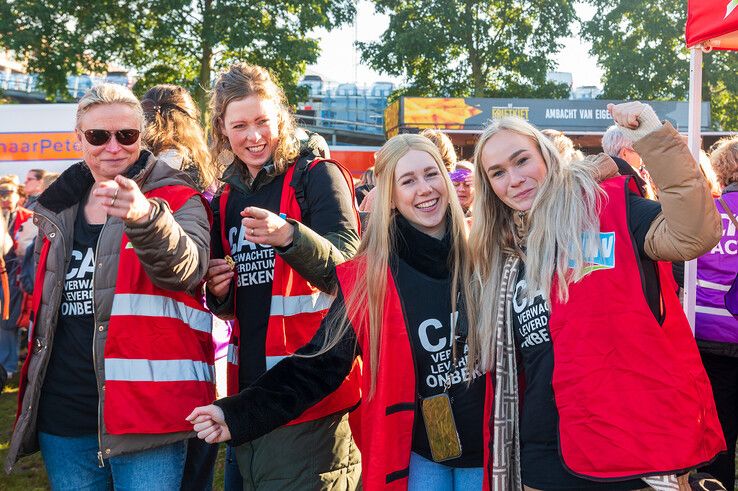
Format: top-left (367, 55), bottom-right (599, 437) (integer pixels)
top-left (467, 102), bottom-right (725, 490)
top-left (188, 133), bottom-right (489, 491)
top-left (7, 83), bottom-right (213, 490)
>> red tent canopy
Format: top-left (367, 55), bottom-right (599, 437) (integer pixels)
top-left (686, 0), bottom-right (738, 49)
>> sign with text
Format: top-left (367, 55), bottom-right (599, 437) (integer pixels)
top-left (0, 131), bottom-right (81, 162)
top-left (393, 97), bottom-right (711, 133)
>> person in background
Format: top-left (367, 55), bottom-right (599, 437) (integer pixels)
top-left (203, 63), bottom-right (362, 490)
top-left (541, 129), bottom-right (584, 165)
top-left (695, 135), bottom-right (738, 490)
top-left (141, 84), bottom-right (218, 195)
top-left (602, 124), bottom-right (657, 199)
top-left (355, 166), bottom-right (375, 206)
top-left (468, 102), bottom-right (724, 490)
top-left (0, 180), bottom-right (31, 379)
top-left (450, 160), bottom-right (475, 217)
top-left (23, 169), bottom-right (48, 211)
top-left (421, 129), bottom-right (458, 172)
top-left (141, 83), bottom-right (226, 491)
top-left (700, 149), bottom-right (722, 198)
top-left (6, 83), bottom-right (213, 489)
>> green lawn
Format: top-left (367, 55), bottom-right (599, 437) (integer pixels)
top-left (0, 375), bottom-right (227, 490)
top-left (0, 376), bottom-right (47, 490)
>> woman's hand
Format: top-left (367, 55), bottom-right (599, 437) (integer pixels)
top-left (607, 102), bottom-right (648, 129)
top-left (240, 206), bottom-right (294, 248)
top-left (93, 175), bottom-right (152, 224)
top-left (206, 258), bottom-right (234, 300)
top-left (186, 405), bottom-right (232, 444)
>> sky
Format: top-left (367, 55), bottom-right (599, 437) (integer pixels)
top-left (309, 1), bottom-right (603, 89)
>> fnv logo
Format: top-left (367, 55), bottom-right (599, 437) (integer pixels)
top-left (569, 232), bottom-right (616, 274)
top-left (583, 232), bottom-right (615, 273)
top-left (727, 0), bottom-right (738, 19)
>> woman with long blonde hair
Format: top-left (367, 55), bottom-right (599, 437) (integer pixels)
top-left (189, 134), bottom-right (490, 491)
top-left (467, 102), bottom-right (725, 490)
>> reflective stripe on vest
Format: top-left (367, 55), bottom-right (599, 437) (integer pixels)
top-left (227, 344), bottom-right (239, 365)
top-left (697, 279), bottom-right (731, 292)
top-left (105, 358), bottom-right (214, 382)
top-left (111, 293), bottom-right (213, 334)
top-left (266, 355), bottom-right (287, 371)
top-left (696, 305), bottom-right (734, 317)
top-left (270, 292), bottom-right (333, 317)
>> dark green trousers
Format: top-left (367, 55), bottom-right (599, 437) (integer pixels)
top-left (234, 411), bottom-right (361, 491)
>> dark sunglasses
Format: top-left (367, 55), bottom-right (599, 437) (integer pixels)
top-left (83, 129), bottom-right (140, 146)
top-left (0, 189), bottom-right (15, 197)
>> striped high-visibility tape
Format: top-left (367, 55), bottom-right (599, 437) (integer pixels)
top-left (105, 358), bottom-right (214, 382)
top-left (270, 292), bottom-right (333, 317)
top-left (111, 293), bottom-right (213, 334)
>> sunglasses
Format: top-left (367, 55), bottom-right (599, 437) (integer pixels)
top-left (0, 190), bottom-right (15, 197)
top-left (82, 129), bottom-right (141, 146)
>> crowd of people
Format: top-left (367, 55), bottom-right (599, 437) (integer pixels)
top-left (1, 62), bottom-right (737, 491)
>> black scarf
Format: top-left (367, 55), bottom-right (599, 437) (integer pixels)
top-left (393, 214), bottom-right (451, 280)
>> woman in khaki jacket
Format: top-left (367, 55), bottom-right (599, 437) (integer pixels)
top-left (467, 102), bottom-right (724, 491)
top-left (6, 83), bottom-right (212, 490)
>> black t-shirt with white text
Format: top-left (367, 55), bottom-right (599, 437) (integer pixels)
top-left (38, 203), bottom-right (102, 436)
top-left (396, 258), bottom-right (485, 468)
top-left (224, 175), bottom-right (282, 390)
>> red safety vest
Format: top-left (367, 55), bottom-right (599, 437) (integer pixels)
top-left (549, 176), bottom-right (725, 479)
top-left (221, 158), bottom-right (361, 426)
top-left (18, 186), bottom-right (215, 434)
top-left (337, 258), bottom-right (492, 491)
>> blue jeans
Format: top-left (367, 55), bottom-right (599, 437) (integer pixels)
top-left (39, 432), bottom-right (187, 490)
top-left (407, 452), bottom-right (484, 491)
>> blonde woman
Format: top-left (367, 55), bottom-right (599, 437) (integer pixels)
top-left (189, 134), bottom-right (490, 491)
top-left (7, 83), bottom-right (212, 487)
top-left (467, 102), bottom-right (725, 490)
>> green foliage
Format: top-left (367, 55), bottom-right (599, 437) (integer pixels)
top-left (359, 0), bottom-right (577, 98)
top-left (0, 0), bottom-right (355, 112)
top-left (582, 0), bottom-right (738, 130)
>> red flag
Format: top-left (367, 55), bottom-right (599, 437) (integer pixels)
top-left (686, 0), bottom-right (738, 49)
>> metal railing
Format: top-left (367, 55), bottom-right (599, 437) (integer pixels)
top-left (0, 72), bottom-right (130, 99)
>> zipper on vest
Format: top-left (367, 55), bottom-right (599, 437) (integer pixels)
top-left (91, 219), bottom-right (108, 468)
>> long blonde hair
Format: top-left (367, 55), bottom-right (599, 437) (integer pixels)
top-left (467, 117), bottom-right (604, 372)
top-left (208, 63), bottom-right (300, 175)
top-left (141, 84), bottom-right (215, 188)
top-left (316, 134), bottom-right (469, 397)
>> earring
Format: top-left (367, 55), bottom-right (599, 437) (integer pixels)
top-left (217, 149), bottom-right (235, 167)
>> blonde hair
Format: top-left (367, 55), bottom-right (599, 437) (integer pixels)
top-left (142, 84), bottom-right (216, 188)
top-left (421, 129), bottom-right (457, 172)
top-left (315, 134), bottom-right (469, 397)
top-left (76, 83), bottom-right (144, 130)
top-left (467, 117), bottom-right (604, 372)
top-left (41, 172), bottom-right (60, 191)
top-left (710, 136), bottom-right (738, 189)
top-left (542, 129), bottom-right (584, 165)
top-left (209, 63), bottom-right (300, 175)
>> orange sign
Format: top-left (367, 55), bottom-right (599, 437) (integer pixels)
top-left (0, 131), bottom-right (82, 162)
top-left (403, 98), bottom-right (483, 129)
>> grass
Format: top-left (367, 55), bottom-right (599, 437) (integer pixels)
top-left (0, 374), bottom-right (227, 490)
top-left (0, 375), bottom-right (47, 490)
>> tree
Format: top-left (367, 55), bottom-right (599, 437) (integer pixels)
top-left (358, 0), bottom-right (577, 99)
top-left (582, 0), bottom-right (738, 130)
top-left (0, 0), bottom-right (355, 112)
